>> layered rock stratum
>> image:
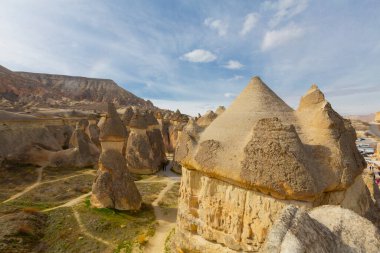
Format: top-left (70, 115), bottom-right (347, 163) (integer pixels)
top-left (0, 65), bottom-right (153, 110)
top-left (174, 77), bottom-right (377, 252)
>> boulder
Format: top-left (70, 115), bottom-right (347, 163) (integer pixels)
top-left (263, 205), bottom-right (380, 253)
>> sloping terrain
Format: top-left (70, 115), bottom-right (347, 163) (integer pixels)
top-left (0, 65), bottom-right (154, 110)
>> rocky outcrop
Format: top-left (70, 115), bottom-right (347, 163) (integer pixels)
top-left (91, 103), bottom-right (141, 210)
top-left (174, 77), bottom-right (374, 252)
top-left (263, 205), bottom-right (380, 253)
top-left (124, 109), bottom-right (166, 174)
top-left (215, 106), bottom-right (226, 116)
top-left (91, 149), bottom-right (142, 210)
top-left (0, 64), bottom-right (154, 109)
top-left (179, 79), bottom-right (365, 201)
top-left (196, 110), bottom-right (218, 128)
top-left (375, 112), bottom-right (380, 123)
top-left (158, 110), bottom-right (188, 153)
top-left (2, 110), bottom-right (99, 168)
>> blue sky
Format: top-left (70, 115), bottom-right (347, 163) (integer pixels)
top-left (1, 0), bottom-right (380, 116)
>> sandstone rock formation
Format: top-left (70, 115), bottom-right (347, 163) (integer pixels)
top-left (215, 106), bottom-right (226, 115)
top-left (91, 103), bottom-right (141, 210)
top-left (0, 110), bottom-right (62, 165)
top-left (174, 77), bottom-right (374, 252)
top-left (159, 110), bottom-right (188, 153)
top-left (124, 109), bottom-right (166, 174)
top-left (375, 112), bottom-right (380, 123)
top-left (196, 110), bottom-right (218, 128)
top-left (263, 205), bottom-right (380, 253)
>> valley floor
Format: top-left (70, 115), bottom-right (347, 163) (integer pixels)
top-left (0, 163), bottom-right (180, 253)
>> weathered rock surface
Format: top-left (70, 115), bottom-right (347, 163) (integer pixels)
top-left (375, 112), bottom-right (380, 123)
top-left (0, 64), bottom-right (154, 109)
top-left (175, 77), bottom-right (373, 252)
top-left (91, 149), bottom-right (142, 210)
top-left (176, 169), bottom-right (312, 252)
top-left (263, 205), bottom-right (380, 253)
top-left (179, 78), bottom-right (365, 201)
top-left (91, 103), bottom-right (141, 210)
top-left (159, 110), bottom-right (188, 153)
top-left (196, 110), bottom-right (218, 127)
top-left (124, 109), bottom-right (166, 174)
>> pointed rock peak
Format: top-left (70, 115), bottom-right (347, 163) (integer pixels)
top-left (100, 103), bottom-right (126, 141)
top-left (122, 107), bottom-right (134, 125)
top-left (146, 111), bottom-right (159, 126)
top-left (107, 102), bottom-right (119, 118)
top-left (215, 106), bottom-right (226, 115)
top-left (298, 84), bottom-right (326, 110)
top-left (311, 83), bottom-right (319, 89)
top-left (229, 76), bottom-right (293, 113)
top-left (129, 112), bottom-right (148, 129)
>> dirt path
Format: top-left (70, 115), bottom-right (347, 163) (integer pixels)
top-left (43, 192), bottom-right (92, 212)
top-left (2, 168), bottom-right (93, 204)
top-left (2, 166), bottom-right (44, 204)
top-left (72, 207), bottom-right (116, 248)
top-left (144, 163), bottom-right (180, 253)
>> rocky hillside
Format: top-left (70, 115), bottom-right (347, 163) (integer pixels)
top-left (0, 65), bottom-right (153, 110)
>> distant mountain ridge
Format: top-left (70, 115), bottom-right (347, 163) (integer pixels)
top-left (0, 65), bottom-right (154, 110)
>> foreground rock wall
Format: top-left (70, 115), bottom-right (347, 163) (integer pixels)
top-left (176, 168), bottom-right (312, 252)
top-left (176, 168), bottom-right (375, 252)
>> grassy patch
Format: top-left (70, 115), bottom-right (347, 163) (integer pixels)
top-left (165, 228), bottom-right (176, 253)
top-left (42, 166), bottom-right (95, 181)
top-left (78, 197), bottom-right (156, 252)
top-left (158, 182), bottom-right (180, 208)
top-left (0, 166), bottom-right (39, 202)
top-left (41, 207), bottom-right (109, 253)
top-left (17, 174), bottom-right (94, 207)
top-left (136, 182), bottom-right (167, 204)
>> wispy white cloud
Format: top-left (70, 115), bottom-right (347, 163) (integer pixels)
top-left (240, 13), bottom-right (259, 36)
top-left (204, 18), bottom-right (228, 36)
top-left (224, 60), bottom-right (244, 69)
top-left (228, 75), bottom-right (244, 81)
top-left (262, 0), bottom-right (308, 27)
top-left (181, 49), bottom-right (217, 63)
top-left (261, 24), bottom-right (304, 51)
top-left (224, 92), bottom-right (237, 98)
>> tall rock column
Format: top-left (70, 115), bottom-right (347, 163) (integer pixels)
top-left (91, 103), bottom-right (141, 210)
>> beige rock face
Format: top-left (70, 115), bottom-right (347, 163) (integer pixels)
top-left (176, 169), bottom-right (312, 252)
top-left (124, 110), bottom-right (166, 174)
top-left (159, 111), bottom-right (188, 153)
top-left (91, 150), bottom-right (142, 210)
top-left (263, 205), bottom-right (380, 253)
top-left (179, 77), bottom-right (365, 201)
top-left (175, 77), bottom-right (373, 252)
top-left (196, 110), bottom-right (218, 128)
top-left (375, 112), bottom-right (380, 123)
